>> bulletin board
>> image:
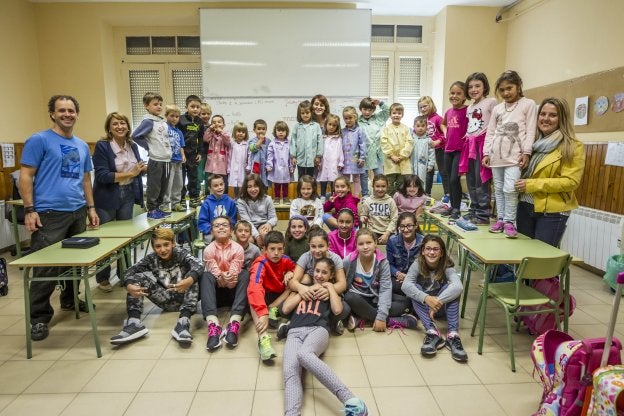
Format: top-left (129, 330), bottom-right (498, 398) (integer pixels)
top-left (525, 66), bottom-right (624, 133)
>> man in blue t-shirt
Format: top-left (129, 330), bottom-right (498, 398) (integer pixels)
top-left (19, 95), bottom-right (100, 342)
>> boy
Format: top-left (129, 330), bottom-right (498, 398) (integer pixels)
top-left (247, 231), bottom-right (296, 361)
top-left (380, 102), bottom-right (414, 196)
top-left (178, 95), bottom-right (204, 208)
top-left (163, 105), bottom-right (186, 212)
top-left (197, 174), bottom-right (237, 242)
top-left (201, 216), bottom-right (249, 350)
top-left (247, 119), bottom-right (270, 188)
top-left (410, 115), bottom-right (435, 193)
top-left (358, 97), bottom-right (390, 196)
top-left (132, 92), bottom-right (173, 220)
top-left (110, 228), bottom-right (202, 346)
top-left (197, 102), bottom-right (213, 197)
top-left (234, 220), bottom-right (261, 271)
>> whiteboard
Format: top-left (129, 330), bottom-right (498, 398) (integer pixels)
top-left (199, 8), bottom-right (371, 98)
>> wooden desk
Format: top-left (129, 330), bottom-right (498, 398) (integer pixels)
top-left (10, 237), bottom-right (132, 358)
top-left (6, 199), bottom-right (24, 258)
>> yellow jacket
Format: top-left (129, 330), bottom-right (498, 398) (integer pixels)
top-left (380, 123), bottom-right (414, 175)
top-left (524, 140), bottom-right (585, 213)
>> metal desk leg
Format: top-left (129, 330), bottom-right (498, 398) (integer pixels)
top-left (23, 267), bottom-right (32, 359)
top-left (11, 208), bottom-right (22, 258)
top-left (564, 267), bottom-right (570, 332)
top-left (82, 266), bottom-right (102, 358)
top-left (471, 264), bottom-right (494, 355)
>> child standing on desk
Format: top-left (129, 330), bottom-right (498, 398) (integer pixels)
top-left (290, 100), bottom-right (323, 179)
top-left (163, 105), bottom-right (186, 213)
top-left (204, 114), bottom-right (231, 191)
top-left (316, 114), bottom-right (344, 200)
top-left (197, 102), bottom-right (212, 199)
top-left (229, 122), bottom-right (249, 197)
top-left (341, 106), bottom-right (367, 196)
top-left (401, 234), bottom-right (467, 362)
top-left (247, 119), bottom-right (270, 188)
top-left (358, 98), bottom-right (390, 188)
top-left (410, 115), bottom-right (435, 196)
top-left (266, 121), bottom-right (294, 205)
top-left (380, 102), bottom-right (414, 196)
top-left (418, 96), bottom-right (448, 198)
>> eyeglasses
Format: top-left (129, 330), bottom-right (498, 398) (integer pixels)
top-left (213, 223), bottom-right (230, 229)
top-left (423, 246), bottom-right (441, 253)
top-left (398, 224), bottom-right (416, 230)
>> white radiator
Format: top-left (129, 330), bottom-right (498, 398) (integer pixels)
top-left (560, 207), bottom-right (624, 270)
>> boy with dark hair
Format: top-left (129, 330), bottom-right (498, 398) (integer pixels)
top-left (247, 119), bottom-right (270, 187)
top-left (178, 94), bottom-right (205, 207)
top-left (197, 174), bottom-right (238, 241)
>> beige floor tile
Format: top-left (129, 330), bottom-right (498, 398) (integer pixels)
top-left (0, 299), bottom-right (25, 316)
top-left (140, 358), bottom-right (208, 392)
top-left (0, 336), bottom-right (24, 360)
top-left (0, 360), bottom-right (54, 394)
top-left (323, 332), bottom-right (359, 356)
top-left (60, 392), bottom-right (134, 416)
top-left (568, 323), bottom-right (612, 339)
top-left (353, 330), bottom-right (410, 355)
top-left (198, 357), bottom-right (259, 391)
top-left (312, 355), bottom-right (370, 389)
top-left (573, 289), bottom-right (610, 305)
top-left (14, 334), bottom-right (84, 361)
top-left (255, 355), bottom-right (285, 390)
top-left (124, 392), bottom-right (194, 416)
top-left (374, 386), bottom-right (442, 416)
top-left (252, 388), bottom-right (315, 416)
top-left (0, 315), bottom-right (21, 332)
top-left (486, 383), bottom-right (543, 416)
top-left (314, 387), bottom-right (378, 416)
top-left (160, 338), bottom-right (212, 359)
top-left (467, 352), bottom-right (534, 383)
top-left (82, 359), bottom-right (156, 392)
top-left (26, 360), bottom-right (105, 393)
top-left (362, 354), bottom-right (425, 387)
top-left (109, 333), bottom-right (171, 360)
top-left (0, 395), bottom-right (16, 413)
top-left (489, 328), bottom-right (537, 353)
top-left (59, 332), bottom-right (116, 360)
top-left (188, 391), bottom-right (254, 416)
top-left (0, 393), bottom-right (76, 416)
top-left (431, 384), bottom-right (505, 416)
top-left (579, 303), bottom-right (624, 322)
top-left (411, 353), bottom-right (480, 385)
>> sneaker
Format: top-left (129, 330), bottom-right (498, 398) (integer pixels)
top-left (445, 335), bottom-right (468, 362)
top-left (171, 317), bottom-right (192, 344)
top-left (439, 207), bottom-right (454, 217)
top-left (61, 299), bottom-right (95, 312)
top-left (98, 281), bottom-right (113, 292)
top-left (441, 194), bottom-right (450, 204)
top-left (344, 397), bottom-right (369, 416)
top-left (31, 322), bottom-right (49, 341)
top-left (283, 198), bottom-right (290, 205)
top-left (421, 332), bottom-right (445, 356)
top-left (472, 217), bottom-right (490, 225)
top-left (147, 209), bottom-right (165, 220)
top-left (503, 222), bottom-right (518, 238)
top-left (346, 315), bottom-right (358, 331)
top-left (258, 334), bottom-right (277, 361)
top-left (172, 204), bottom-right (186, 212)
top-left (456, 218), bottom-right (478, 231)
top-left (157, 208), bottom-right (172, 218)
top-left (268, 306), bottom-right (279, 328)
top-left (489, 219), bottom-right (504, 233)
top-left (223, 321), bottom-right (240, 347)
top-left (333, 319), bottom-right (345, 335)
top-left (277, 321), bottom-right (290, 341)
top-left (388, 313), bottom-right (418, 330)
top-left (206, 322), bottom-right (222, 351)
top-left (110, 320), bottom-right (148, 345)
top-left (189, 198), bottom-right (201, 208)
top-left (449, 210), bottom-right (460, 220)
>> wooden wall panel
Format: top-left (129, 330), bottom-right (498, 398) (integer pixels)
top-left (576, 143), bottom-right (624, 215)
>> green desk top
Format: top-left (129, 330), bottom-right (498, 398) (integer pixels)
top-left (163, 209), bottom-right (196, 224)
top-left (458, 237), bottom-right (570, 264)
top-left (6, 199), bottom-right (23, 206)
top-left (10, 237), bottom-right (131, 267)
top-left (424, 210), bottom-right (529, 240)
top-left (75, 212), bottom-right (162, 238)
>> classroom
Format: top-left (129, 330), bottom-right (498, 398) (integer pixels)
top-left (0, 0), bottom-right (623, 415)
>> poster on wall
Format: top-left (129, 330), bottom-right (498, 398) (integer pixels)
top-left (594, 96), bottom-right (609, 116)
top-left (1, 143), bottom-right (15, 168)
top-left (574, 96), bottom-right (588, 126)
top-left (612, 93), bottom-right (624, 113)
top-left (605, 142), bottom-right (624, 167)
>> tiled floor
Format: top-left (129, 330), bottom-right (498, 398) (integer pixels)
top-left (0, 235), bottom-right (618, 416)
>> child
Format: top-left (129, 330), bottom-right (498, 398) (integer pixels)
top-left (483, 70), bottom-right (537, 238)
top-left (290, 100), bottom-right (323, 178)
top-left (401, 234), bottom-right (467, 362)
top-left (163, 105), bottom-right (186, 212)
top-left (343, 229), bottom-right (415, 331)
top-left (380, 102), bottom-right (414, 196)
top-left (290, 175), bottom-right (324, 227)
top-left (199, 102), bottom-right (212, 125)
top-left (177, 95), bottom-right (204, 208)
top-left (281, 257), bottom-right (368, 416)
top-left (229, 122), bottom-right (249, 197)
top-left (247, 231), bottom-right (296, 361)
top-left (198, 102), bottom-right (212, 198)
top-left (386, 212), bottom-right (423, 294)
top-left (393, 174), bottom-right (427, 216)
top-left (359, 97), bottom-right (390, 179)
top-left (204, 114), bottom-right (231, 191)
top-left (358, 174), bottom-right (398, 245)
top-left (234, 220), bottom-right (261, 272)
top-left (110, 228), bottom-right (202, 345)
top-left (442, 81), bottom-right (469, 220)
top-left (266, 121), bottom-right (294, 205)
top-left (201, 216), bottom-right (249, 350)
top-left (237, 173), bottom-right (278, 248)
top-left (328, 208), bottom-right (357, 259)
top-left (418, 96), bottom-right (448, 197)
top-left (317, 114), bottom-right (344, 199)
top-left (322, 175), bottom-right (360, 230)
top-left (132, 92), bottom-right (172, 220)
top-left (462, 72), bottom-right (497, 225)
top-left (284, 215), bottom-right (310, 263)
top-left (247, 119), bottom-right (270, 188)
top-left (341, 106), bottom-right (367, 196)
top-left (310, 94), bottom-right (330, 131)
top-left (410, 115), bottom-right (435, 190)
top-left (197, 174), bottom-right (238, 241)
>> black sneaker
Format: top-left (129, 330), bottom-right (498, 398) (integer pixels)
top-left (445, 336), bottom-right (468, 362)
top-left (277, 322), bottom-right (290, 341)
top-left (61, 300), bottom-right (95, 312)
top-left (171, 317), bottom-right (192, 345)
top-left (206, 322), bottom-right (222, 351)
top-left (332, 319), bottom-right (345, 336)
top-left (110, 320), bottom-right (149, 345)
top-left (31, 322), bottom-right (49, 341)
top-left (222, 321), bottom-right (240, 348)
top-left (449, 210), bottom-right (460, 220)
top-left (421, 332), bottom-right (445, 356)
top-left (440, 207), bottom-right (453, 217)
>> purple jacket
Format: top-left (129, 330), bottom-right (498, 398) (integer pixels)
top-left (266, 139), bottom-right (292, 184)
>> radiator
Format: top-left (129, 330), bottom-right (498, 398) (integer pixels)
top-left (560, 207), bottom-right (624, 270)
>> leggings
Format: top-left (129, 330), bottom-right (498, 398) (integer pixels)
top-left (444, 151), bottom-right (462, 211)
top-left (410, 282), bottom-right (460, 333)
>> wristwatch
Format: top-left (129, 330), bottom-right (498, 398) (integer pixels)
top-left (24, 206), bottom-right (35, 214)
top-left (87, 205), bottom-right (96, 210)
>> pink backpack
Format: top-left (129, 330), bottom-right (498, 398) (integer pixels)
top-left (522, 277), bottom-right (576, 335)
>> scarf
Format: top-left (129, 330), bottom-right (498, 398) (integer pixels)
top-left (521, 130), bottom-right (563, 179)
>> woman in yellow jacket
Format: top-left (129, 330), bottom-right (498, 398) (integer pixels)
top-left (514, 97), bottom-right (585, 247)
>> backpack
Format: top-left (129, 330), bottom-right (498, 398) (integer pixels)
top-left (532, 330), bottom-right (574, 404)
top-left (0, 258), bottom-right (7, 296)
top-left (585, 365), bottom-right (624, 415)
top-left (522, 277), bottom-right (576, 335)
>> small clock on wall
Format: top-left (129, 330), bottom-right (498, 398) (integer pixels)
top-left (594, 96), bottom-right (608, 116)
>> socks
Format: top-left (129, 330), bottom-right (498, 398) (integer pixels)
top-left (447, 331), bottom-right (459, 339)
top-left (230, 314), bottom-right (242, 323)
top-left (206, 315), bottom-right (219, 326)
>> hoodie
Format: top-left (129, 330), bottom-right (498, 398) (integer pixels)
top-left (197, 193), bottom-right (238, 235)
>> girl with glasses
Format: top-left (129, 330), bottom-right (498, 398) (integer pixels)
top-left (386, 212), bottom-right (423, 295)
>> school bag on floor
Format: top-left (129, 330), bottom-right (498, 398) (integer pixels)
top-left (0, 257), bottom-right (7, 296)
top-left (523, 277), bottom-right (577, 335)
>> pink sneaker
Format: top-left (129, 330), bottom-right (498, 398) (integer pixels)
top-left (503, 222), bottom-right (518, 238)
top-left (489, 220), bottom-right (504, 233)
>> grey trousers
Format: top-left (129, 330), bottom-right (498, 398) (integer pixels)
top-left (146, 159), bottom-right (170, 211)
top-left (199, 270), bottom-right (250, 318)
top-left (466, 152), bottom-right (491, 221)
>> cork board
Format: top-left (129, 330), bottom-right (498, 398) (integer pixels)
top-left (525, 66), bottom-right (624, 133)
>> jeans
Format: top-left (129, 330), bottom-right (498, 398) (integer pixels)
top-left (182, 151), bottom-right (200, 199)
top-left (444, 151), bottom-right (462, 211)
top-left (516, 201), bottom-right (569, 247)
top-left (491, 166), bottom-right (521, 223)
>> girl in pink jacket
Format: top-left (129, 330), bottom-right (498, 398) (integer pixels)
top-left (322, 176), bottom-right (360, 229)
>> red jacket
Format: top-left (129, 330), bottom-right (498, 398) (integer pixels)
top-left (247, 255), bottom-right (296, 316)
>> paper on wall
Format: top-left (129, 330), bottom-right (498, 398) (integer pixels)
top-left (574, 96), bottom-right (589, 126)
top-left (1, 143), bottom-right (15, 168)
top-left (605, 142), bottom-right (624, 167)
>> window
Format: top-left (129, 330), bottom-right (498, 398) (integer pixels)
top-left (371, 24), bottom-right (423, 44)
top-left (125, 36), bottom-right (201, 56)
top-left (129, 69), bottom-right (161, 130)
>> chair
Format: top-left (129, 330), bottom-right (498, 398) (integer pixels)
top-left (470, 254), bottom-right (572, 371)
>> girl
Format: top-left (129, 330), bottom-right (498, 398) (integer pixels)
top-left (284, 215), bottom-right (310, 263)
top-left (410, 115), bottom-right (435, 191)
top-left (310, 94), bottom-right (331, 131)
top-left (341, 106), bottom-right (367, 196)
top-left (290, 175), bottom-right (324, 227)
top-left (442, 81), bottom-right (469, 220)
top-left (461, 72), bottom-right (497, 225)
top-left (281, 257), bottom-right (367, 416)
top-left (358, 174), bottom-right (398, 245)
top-left (328, 208), bottom-right (357, 259)
top-left (418, 96), bottom-right (449, 197)
top-left (229, 122), bottom-right (249, 197)
top-left (317, 114), bottom-right (344, 199)
top-left (266, 121), bottom-right (294, 205)
top-left (343, 229), bottom-right (415, 331)
top-left (204, 114), bottom-right (231, 191)
top-left (401, 234), bottom-right (467, 362)
top-left (290, 100), bottom-right (323, 178)
top-left (393, 174), bottom-right (427, 217)
top-left (247, 119), bottom-right (270, 188)
top-left (483, 70), bottom-right (537, 238)
top-left (386, 212), bottom-right (423, 295)
top-left (322, 175), bottom-right (360, 230)
top-left (236, 173), bottom-right (278, 248)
